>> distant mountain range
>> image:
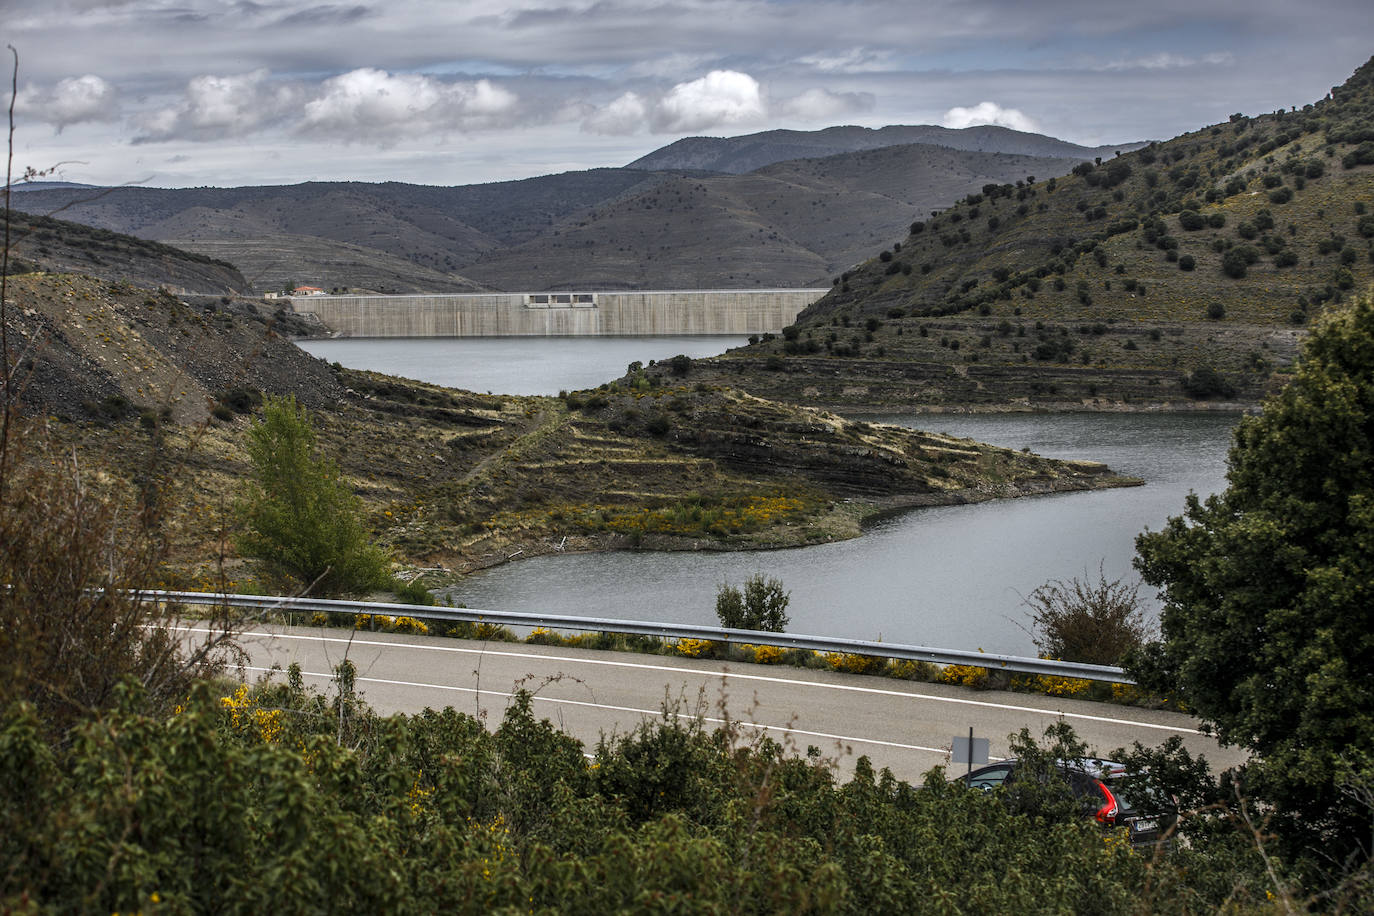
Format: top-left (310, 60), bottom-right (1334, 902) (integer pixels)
top-left (10, 124), bottom-right (1141, 295)
top-left (626, 124), bottom-right (1146, 174)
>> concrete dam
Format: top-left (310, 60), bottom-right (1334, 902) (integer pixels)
top-left (288, 289), bottom-right (828, 337)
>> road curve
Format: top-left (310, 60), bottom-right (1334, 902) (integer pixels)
top-left (200, 623), bottom-right (1246, 784)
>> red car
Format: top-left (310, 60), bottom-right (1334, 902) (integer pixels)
top-left (957, 757), bottom-right (1175, 848)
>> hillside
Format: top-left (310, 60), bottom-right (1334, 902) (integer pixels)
top-left (11, 126), bottom-right (1111, 293)
top-left (2, 266), bottom-right (1136, 579)
top-left (627, 123), bottom-right (1146, 174)
top-left (410, 144), bottom-right (1082, 290)
top-left (699, 56), bottom-right (1374, 412)
top-left (5, 209), bottom-right (249, 295)
top-left (9, 170), bottom-right (662, 294)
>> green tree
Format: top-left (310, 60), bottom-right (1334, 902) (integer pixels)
top-left (1133, 293), bottom-right (1374, 863)
top-left (715, 573), bottom-right (790, 632)
top-left (236, 395), bottom-right (391, 596)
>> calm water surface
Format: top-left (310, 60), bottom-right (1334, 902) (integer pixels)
top-left (443, 411), bottom-right (1241, 656)
top-left (293, 335), bottom-right (1238, 654)
top-left (296, 336), bottom-right (746, 396)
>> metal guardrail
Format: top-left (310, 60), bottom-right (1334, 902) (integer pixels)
top-left (147, 590), bottom-right (1134, 685)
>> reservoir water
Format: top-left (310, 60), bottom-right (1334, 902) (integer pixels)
top-left (297, 335), bottom-right (747, 396)
top-left (442, 411), bottom-right (1238, 656)
top-left (297, 335), bottom-right (1239, 655)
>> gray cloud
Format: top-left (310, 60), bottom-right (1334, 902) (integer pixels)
top-left (3, 0), bottom-right (1370, 187)
top-left (134, 69), bottom-right (303, 142)
top-left (275, 3), bottom-right (372, 26)
top-left (15, 75), bottom-right (120, 130)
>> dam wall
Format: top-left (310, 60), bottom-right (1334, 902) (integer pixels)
top-left (288, 289), bottom-right (827, 337)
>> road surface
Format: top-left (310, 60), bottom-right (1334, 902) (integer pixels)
top-left (196, 622), bottom-right (1245, 784)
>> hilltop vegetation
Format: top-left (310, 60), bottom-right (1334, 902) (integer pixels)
top-left (708, 56), bottom-right (1374, 412)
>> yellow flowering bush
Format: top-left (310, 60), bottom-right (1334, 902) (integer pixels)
top-left (1029, 674), bottom-right (1093, 697)
top-left (675, 638), bottom-right (716, 658)
top-left (750, 644), bottom-right (786, 665)
top-left (939, 664), bottom-right (989, 688)
top-left (823, 652), bottom-right (887, 675)
top-left (219, 684), bottom-right (284, 743)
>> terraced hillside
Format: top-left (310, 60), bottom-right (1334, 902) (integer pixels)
top-left (703, 56), bottom-right (1374, 412)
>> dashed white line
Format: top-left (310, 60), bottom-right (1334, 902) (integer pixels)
top-left (196, 625), bottom-right (1199, 735)
top-left (239, 664), bottom-right (955, 757)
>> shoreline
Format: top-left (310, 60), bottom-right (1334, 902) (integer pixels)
top-left (440, 466), bottom-right (1143, 578)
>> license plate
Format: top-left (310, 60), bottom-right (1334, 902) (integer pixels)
top-left (1129, 819), bottom-right (1157, 833)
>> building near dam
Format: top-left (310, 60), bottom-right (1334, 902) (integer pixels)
top-left (287, 289), bottom-right (828, 337)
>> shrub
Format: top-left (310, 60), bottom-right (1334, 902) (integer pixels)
top-left (1221, 246), bottom-right (1256, 278)
top-left (1178, 254), bottom-right (1196, 271)
top-left (0, 424), bottom-right (241, 736)
top-left (218, 386), bottom-right (263, 415)
top-left (644, 413), bottom-right (671, 436)
top-left (715, 574), bottom-right (790, 632)
top-left (1181, 365), bottom-right (1237, 399)
top-left (1022, 567), bottom-right (1151, 666)
top-left (393, 577), bottom-right (435, 606)
top-left (1178, 209), bottom-right (1205, 231)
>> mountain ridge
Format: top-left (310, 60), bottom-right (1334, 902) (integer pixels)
top-left (10, 124), bottom-right (1122, 294)
top-left (626, 124), bottom-right (1147, 174)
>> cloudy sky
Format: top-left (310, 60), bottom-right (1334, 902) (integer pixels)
top-left (5, 0), bottom-right (1372, 189)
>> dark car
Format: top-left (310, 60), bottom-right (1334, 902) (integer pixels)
top-left (956, 758), bottom-right (1175, 848)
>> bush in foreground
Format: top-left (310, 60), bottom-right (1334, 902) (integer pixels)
top-left (6, 669), bottom-right (1353, 914)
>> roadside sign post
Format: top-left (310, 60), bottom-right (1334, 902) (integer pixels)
top-left (951, 728), bottom-right (989, 777)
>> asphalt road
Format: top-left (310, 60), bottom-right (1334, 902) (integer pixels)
top-left (198, 623), bottom-right (1247, 784)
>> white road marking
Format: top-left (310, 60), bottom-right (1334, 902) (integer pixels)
top-left (239, 664), bottom-right (956, 757)
top-left (194, 625), bottom-right (1199, 735)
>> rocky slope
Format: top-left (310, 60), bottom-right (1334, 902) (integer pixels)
top-left (6, 210), bottom-right (248, 295)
